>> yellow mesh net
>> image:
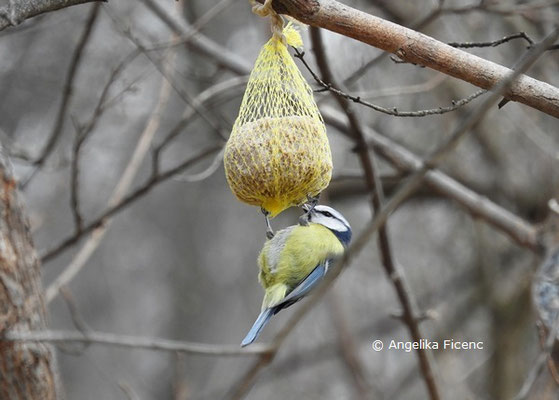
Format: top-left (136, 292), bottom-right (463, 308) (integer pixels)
top-left (224, 24), bottom-right (332, 217)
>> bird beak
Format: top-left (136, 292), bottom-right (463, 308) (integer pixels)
top-left (302, 203), bottom-right (311, 212)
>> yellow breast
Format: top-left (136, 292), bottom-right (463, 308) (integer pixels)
top-left (258, 223), bottom-right (344, 290)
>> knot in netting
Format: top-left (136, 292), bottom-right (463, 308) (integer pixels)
top-left (250, 0), bottom-right (285, 44)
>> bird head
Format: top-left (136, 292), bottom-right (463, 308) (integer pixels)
top-left (302, 204), bottom-right (352, 247)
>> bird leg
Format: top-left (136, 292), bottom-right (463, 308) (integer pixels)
top-left (299, 194), bottom-right (319, 226)
top-left (261, 207), bottom-right (274, 239)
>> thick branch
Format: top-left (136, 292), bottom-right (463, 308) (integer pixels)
top-left (0, 0), bottom-right (104, 31)
top-left (265, 0), bottom-right (559, 118)
top-left (0, 147), bottom-right (58, 399)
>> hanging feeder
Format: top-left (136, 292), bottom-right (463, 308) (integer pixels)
top-left (224, 13), bottom-right (332, 218)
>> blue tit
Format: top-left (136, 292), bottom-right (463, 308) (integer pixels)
top-left (241, 205), bottom-right (352, 347)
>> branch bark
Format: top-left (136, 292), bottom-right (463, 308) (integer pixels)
top-left (262, 0), bottom-right (559, 118)
top-left (0, 0), bottom-right (104, 31)
top-left (0, 147), bottom-right (58, 399)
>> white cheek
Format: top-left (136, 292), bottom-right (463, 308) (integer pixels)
top-left (312, 215), bottom-right (348, 232)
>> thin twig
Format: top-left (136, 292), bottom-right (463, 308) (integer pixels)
top-left (1, 330), bottom-right (273, 356)
top-left (448, 32), bottom-right (534, 48)
top-left (69, 123), bottom-right (86, 233)
top-left (295, 49), bottom-right (485, 117)
top-left (65, 50), bottom-right (141, 238)
top-left (21, 4), bottom-right (100, 189)
top-left (74, 49), bottom-right (141, 140)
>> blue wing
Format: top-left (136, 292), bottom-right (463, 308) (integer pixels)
top-left (241, 261), bottom-right (330, 347)
top-left (275, 261), bottom-right (329, 310)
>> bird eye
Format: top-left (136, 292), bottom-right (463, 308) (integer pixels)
top-left (323, 211), bottom-right (332, 217)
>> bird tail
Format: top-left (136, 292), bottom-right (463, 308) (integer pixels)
top-left (241, 308), bottom-right (274, 347)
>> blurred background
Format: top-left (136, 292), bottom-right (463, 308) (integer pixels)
top-left (1, 0), bottom-right (559, 398)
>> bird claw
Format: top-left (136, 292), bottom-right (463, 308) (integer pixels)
top-left (261, 207), bottom-right (275, 239)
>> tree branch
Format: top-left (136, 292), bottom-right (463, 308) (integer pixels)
top-left (0, 146), bottom-right (59, 398)
top-left (261, 0), bottom-right (559, 118)
top-left (0, 0), bottom-right (105, 31)
top-left (31, 3), bottom-right (100, 171)
top-left (1, 329), bottom-right (273, 357)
